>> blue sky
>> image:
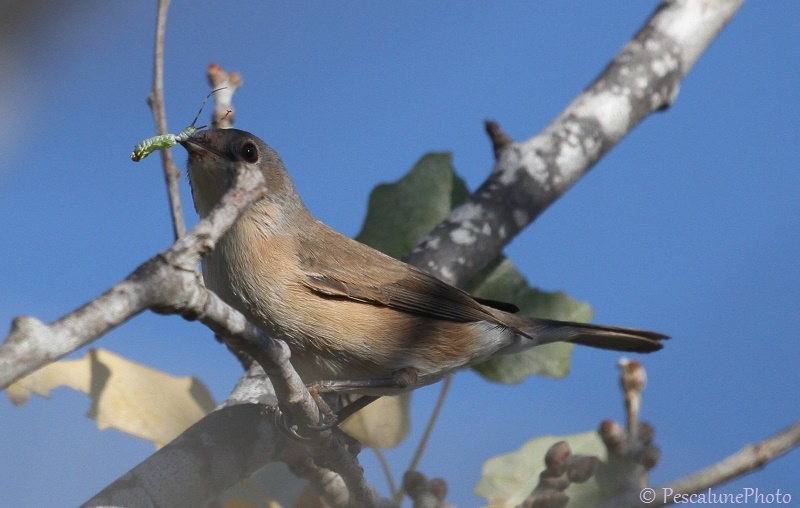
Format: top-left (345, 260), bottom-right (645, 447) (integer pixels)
top-left (1, 2), bottom-right (798, 506)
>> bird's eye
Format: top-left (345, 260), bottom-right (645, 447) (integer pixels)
top-left (239, 142), bottom-right (259, 163)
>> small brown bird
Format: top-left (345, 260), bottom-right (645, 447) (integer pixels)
top-left (182, 129), bottom-right (666, 418)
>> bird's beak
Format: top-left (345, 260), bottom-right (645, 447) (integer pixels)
top-left (180, 131), bottom-right (221, 159)
top-left (181, 136), bottom-right (207, 155)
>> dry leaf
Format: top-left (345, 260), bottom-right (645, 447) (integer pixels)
top-left (339, 393), bottom-right (411, 449)
top-left (7, 348), bottom-right (216, 448)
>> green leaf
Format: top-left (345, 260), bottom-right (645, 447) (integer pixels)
top-left (475, 431), bottom-right (608, 508)
top-left (469, 257), bottom-right (594, 383)
top-left (355, 153), bottom-right (469, 256)
top-left (354, 152), bottom-right (594, 385)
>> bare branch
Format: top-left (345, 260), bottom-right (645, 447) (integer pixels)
top-left (146, 0), bottom-right (186, 240)
top-left (619, 359), bottom-right (647, 458)
top-left (652, 421), bottom-right (800, 507)
top-left (83, 403), bottom-right (285, 508)
top-left (405, 0), bottom-right (745, 287)
top-left (82, 360), bottom-right (387, 507)
top-left (0, 161), bottom-right (267, 389)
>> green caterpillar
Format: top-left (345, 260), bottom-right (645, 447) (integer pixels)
top-left (131, 87), bottom-right (225, 162)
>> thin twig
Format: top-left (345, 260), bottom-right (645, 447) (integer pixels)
top-left (148, 0), bottom-right (186, 240)
top-left (408, 375), bottom-right (452, 473)
top-left (393, 375), bottom-right (453, 505)
top-left (373, 447), bottom-right (397, 499)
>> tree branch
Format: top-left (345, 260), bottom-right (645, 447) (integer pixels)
top-left (0, 158), bottom-right (267, 389)
top-left (81, 359), bottom-right (387, 508)
top-left (82, 403), bottom-right (285, 508)
top-left (404, 0), bottom-right (745, 287)
top-left (1, 1), bottom-right (757, 507)
top-left (146, 0), bottom-right (186, 240)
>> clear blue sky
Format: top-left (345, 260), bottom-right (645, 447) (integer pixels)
top-left (1, 2), bottom-right (798, 506)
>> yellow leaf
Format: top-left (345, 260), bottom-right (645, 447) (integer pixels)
top-left (7, 355), bottom-right (91, 405)
top-left (339, 394), bottom-right (411, 449)
top-left (7, 348), bottom-right (216, 448)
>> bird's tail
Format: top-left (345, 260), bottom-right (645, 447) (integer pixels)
top-left (522, 318), bottom-right (668, 353)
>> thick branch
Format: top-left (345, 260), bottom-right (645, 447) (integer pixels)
top-left (196, 300), bottom-right (385, 507)
top-left (81, 343), bottom-right (384, 508)
top-left (194, 294), bottom-right (384, 506)
top-left (82, 403), bottom-right (285, 508)
top-left (405, 0), bottom-right (744, 287)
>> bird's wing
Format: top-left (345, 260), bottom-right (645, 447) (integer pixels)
top-left (297, 226), bottom-right (512, 325)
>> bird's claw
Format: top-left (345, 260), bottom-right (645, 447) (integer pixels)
top-left (263, 404), bottom-right (311, 442)
top-left (307, 411), bottom-right (338, 431)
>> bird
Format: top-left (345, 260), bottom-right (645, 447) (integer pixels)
top-left (181, 128), bottom-right (667, 422)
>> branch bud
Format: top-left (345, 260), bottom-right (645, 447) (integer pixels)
top-left (544, 441), bottom-right (571, 475)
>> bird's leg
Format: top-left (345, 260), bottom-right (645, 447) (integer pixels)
top-left (335, 395), bottom-right (380, 422)
top-left (306, 367), bottom-right (419, 429)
